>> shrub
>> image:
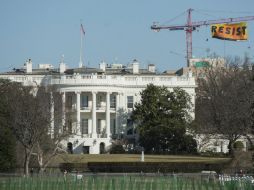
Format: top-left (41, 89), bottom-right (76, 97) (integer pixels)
top-left (179, 135), bottom-right (198, 154)
top-left (233, 141), bottom-right (244, 150)
top-left (109, 144), bottom-right (125, 154)
top-left (200, 151), bottom-right (228, 157)
top-left (248, 144), bottom-right (254, 151)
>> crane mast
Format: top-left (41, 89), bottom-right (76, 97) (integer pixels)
top-left (186, 9), bottom-right (193, 67)
top-left (151, 9), bottom-right (254, 67)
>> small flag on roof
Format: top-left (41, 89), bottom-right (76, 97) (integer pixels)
top-left (81, 24), bottom-right (85, 36)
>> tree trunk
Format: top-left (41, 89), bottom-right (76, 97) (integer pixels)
top-left (38, 155), bottom-right (43, 174)
top-left (228, 140), bottom-right (234, 155)
top-left (23, 152), bottom-right (28, 176)
top-left (24, 148), bottom-right (32, 176)
top-left (37, 143), bottom-right (44, 174)
top-left (36, 143), bottom-right (59, 174)
top-left (245, 135), bottom-right (253, 150)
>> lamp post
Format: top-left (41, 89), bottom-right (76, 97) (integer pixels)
top-left (141, 147), bottom-right (144, 162)
top-left (120, 130), bottom-right (124, 139)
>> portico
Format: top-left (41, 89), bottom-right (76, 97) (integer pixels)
top-left (61, 90), bottom-right (120, 154)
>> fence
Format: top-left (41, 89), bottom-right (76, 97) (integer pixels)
top-left (0, 173), bottom-right (254, 190)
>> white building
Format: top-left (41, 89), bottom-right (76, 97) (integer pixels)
top-left (0, 59), bottom-right (196, 154)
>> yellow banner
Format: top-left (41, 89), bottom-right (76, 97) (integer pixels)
top-left (211, 22), bottom-right (248, 41)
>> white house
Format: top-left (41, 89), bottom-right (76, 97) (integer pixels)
top-left (0, 59), bottom-right (196, 154)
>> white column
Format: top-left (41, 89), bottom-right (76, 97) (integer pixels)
top-left (106, 92), bottom-right (111, 138)
top-left (61, 92), bottom-right (66, 132)
top-left (50, 92), bottom-right (54, 138)
top-left (88, 119), bottom-right (92, 136)
top-left (115, 93), bottom-right (120, 135)
top-left (92, 91), bottom-right (97, 137)
top-left (76, 91), bottom-right (81, 135)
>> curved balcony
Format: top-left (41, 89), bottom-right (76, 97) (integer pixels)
top-left (51, 74), bottom-right (196, 88)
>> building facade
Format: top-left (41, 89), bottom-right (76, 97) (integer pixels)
top-left (0, 59), bottom-right (196, 154)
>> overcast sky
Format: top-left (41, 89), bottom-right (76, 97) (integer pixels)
top-left (1, 0), bottom-right (254, 72)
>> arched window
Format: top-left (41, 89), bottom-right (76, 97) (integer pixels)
top-left (100, 142), bottom-right (105, 154)
top-left (67, 142), bottom-right (73, 154)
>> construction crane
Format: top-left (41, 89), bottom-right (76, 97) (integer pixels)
top-left (151, 8), bottom-right (254, 67)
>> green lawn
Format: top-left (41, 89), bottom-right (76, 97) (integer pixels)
top-left (50, 154), bottom-right (230, 166)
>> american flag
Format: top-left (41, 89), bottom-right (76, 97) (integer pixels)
top-left (81, 24), bottom-right (85, 36)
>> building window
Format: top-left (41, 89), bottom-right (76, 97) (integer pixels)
top-left (81, 95), bottom-right (88, 107)
top-left (67, 95), bottom-right (73, 108)
top-left (97, 119), bottom-right (101, 134)
top-left (111, 119), bottom-right (116, 134)
top-left (68, 120), bottom-right (72, 134)
top-left (97, 95), bottom-right (102, 107)
top-left (127, 119), bottom-right (133, 135)
top-left (110, 95), bottom-right (116, 108)
top-left (127, 119), bottom-right (133, 127)
top-left (81, 119), bottom-right (88, 134)
top-left (127, 96), bottom-right (134, 108)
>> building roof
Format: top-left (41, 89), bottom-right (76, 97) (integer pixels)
top-left (0, 59), bottom-right (183, 76)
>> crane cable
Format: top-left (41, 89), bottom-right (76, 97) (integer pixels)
top-left (161, 10), bottom-right (186, 25)
top-left (196, 9), bottom-right (254, 15)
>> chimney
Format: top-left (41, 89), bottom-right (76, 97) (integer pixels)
top-left (59, 63), bottom-right (66, 74)
top-left (132, 59), bottom-right (139, 74)
top-left (188, 69), bottom-right (193, 78)
top-left (148, 64), bottom-right (155, 73)
top-left (59, 54), bottom-right (66, 74)
top-left (24, 59), bottom-right (32, 73)
top-left (59, 55), bottom-right (66, 73)
top-left (99, 61), bottom-right (106, 72)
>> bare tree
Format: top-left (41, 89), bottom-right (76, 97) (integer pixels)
top-left (5, 83), bottom-right (50, 175)
top-left (32, 87), bottom-right (69, 173)
top-left (2, 81), bottom-right (69, 176)
top-left (195, 57), bottom-right (254, 154)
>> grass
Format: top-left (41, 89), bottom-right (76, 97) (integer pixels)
top-left (50, 154), bottom-right (230, 166)
top-left (0, 175), bottom-right (253, 190)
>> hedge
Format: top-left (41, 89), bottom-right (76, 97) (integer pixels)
top-left (59, 163), bottom-right (89, 172)
top-left (60, 161), bottom-right (230, 173)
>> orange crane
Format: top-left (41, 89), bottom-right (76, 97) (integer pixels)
top-left (151, 8), bottom-right (254, 67)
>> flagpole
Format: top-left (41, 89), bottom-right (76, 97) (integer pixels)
top-left (79, 24), bottom-right (84, 68)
